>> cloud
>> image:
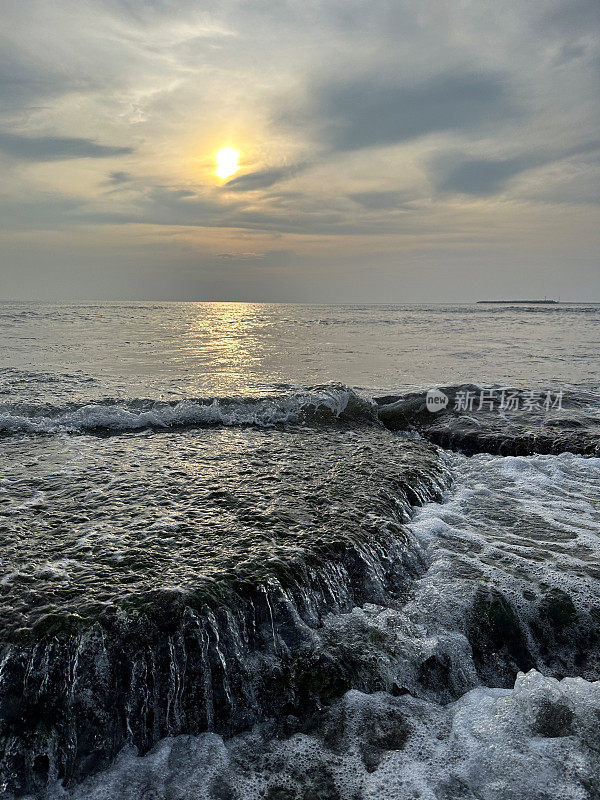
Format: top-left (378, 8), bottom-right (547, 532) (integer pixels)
top-left (224, 164), bottom-right (307, 191)
top-left (542, 0), bottom-right (600, 36)
top-left (0, 0), bottom-right (599, 300)
top-left (350, 191), bottom-right (410, 210)
top-left (0, 132), bottom-right (133, 161)
top-left (300, 70), bottom-right (517, 152)
top-left (432, 139), bottom-right (600, 196)
top-left (15, 177), bottom-right (416, 237)
top-left (216, 249), bottom-right (293, 262)
top-left (0, 195), bottom-right (86, 229)
top-left (0, 40), bottom-right (83, 109)
top-left (216, 252), bottom-right (261, 259)
top-left (106, 170), bottom-right (134, 184)
top-left (436, 156), bottom-right (535, 195)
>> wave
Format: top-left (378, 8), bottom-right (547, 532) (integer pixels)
top-left (0, 385), bottom-right (375, 436)
top-left (4, 383), bottom-right (599, 459)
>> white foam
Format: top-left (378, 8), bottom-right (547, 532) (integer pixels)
top-left (409, 451), bottom-right (600, 612)
top-left (0, 386), bottom-right (364, 435)
top-left (40, 670), bottom-right (600, 800)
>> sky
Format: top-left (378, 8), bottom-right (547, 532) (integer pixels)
top-left (0, 0), bottom-right (599, 301)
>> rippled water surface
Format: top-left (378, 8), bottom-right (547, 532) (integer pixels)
top-left (0, 427), bottom-right (445, 636)
top-left (2, 301), bottom-right (599, 401)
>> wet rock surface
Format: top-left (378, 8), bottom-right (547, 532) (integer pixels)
top-left (376, 385), bottom-right (600, 456)
top-left (0, 431), bottom-right (450, 796)
top-left (2, 389), bottom-right (600, 798)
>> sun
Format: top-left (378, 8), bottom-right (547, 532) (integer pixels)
top-left (215, 147), bottom-right (240, 179)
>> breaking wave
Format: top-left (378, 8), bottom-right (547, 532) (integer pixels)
top-left (4, 383), bottom-right (600, 459)
top-left (0, 385), bottom-right (375, 436)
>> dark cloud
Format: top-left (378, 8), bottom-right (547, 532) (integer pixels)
top-left (350, 191), bottom-right (410, 209)
top-left (436, 156), bottom-right (535, 195)
top-left (106, 170), bottom-right (134, 184)
top-left (569, 139), bottom-right (600, 158)
top-left (551, 43), bottom-right (588, 66)
top-left (0, 36), bottom-right (113, 111)
top-left (0, 132), bottom-right (133, 161)
top-left (0, 195), bottom-right (86, 229)
top-left (73, 184), bottom-right (240, 229)
top-left (0, 43), bottom-right (71, 108)
top-left (34, 178), bottom-right (416, 237)
top-left (433, 139), bottom-right (600, 196)
top-left (225, 164), bottom-right (306, 191)
top-left (542, 0), bottom-right (600, 36)
top-left (303, 70), bottom-right (516, 151)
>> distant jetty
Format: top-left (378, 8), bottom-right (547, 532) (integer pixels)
top-left (477, 299), bottom-right (559, 304)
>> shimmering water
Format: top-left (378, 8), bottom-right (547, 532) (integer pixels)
top-left (1, 301), bottom-right (599, 402)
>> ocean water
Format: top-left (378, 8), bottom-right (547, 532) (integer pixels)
top-left (1, 301), bottom-right (599, 404)
top-left (1, 301), bottom-right (600, 799)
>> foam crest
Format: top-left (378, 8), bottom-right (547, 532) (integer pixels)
top-left (0, 385), bottom-right (372, 435)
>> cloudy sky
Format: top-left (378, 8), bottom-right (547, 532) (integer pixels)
top-left (1, 0), bottom-right (599, 301)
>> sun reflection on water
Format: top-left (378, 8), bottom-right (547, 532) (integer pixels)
top-left (184, 302), bottom-right (276, 395)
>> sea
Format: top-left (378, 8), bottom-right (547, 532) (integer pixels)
top-left (1, 301), bottom-right (600, 800)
